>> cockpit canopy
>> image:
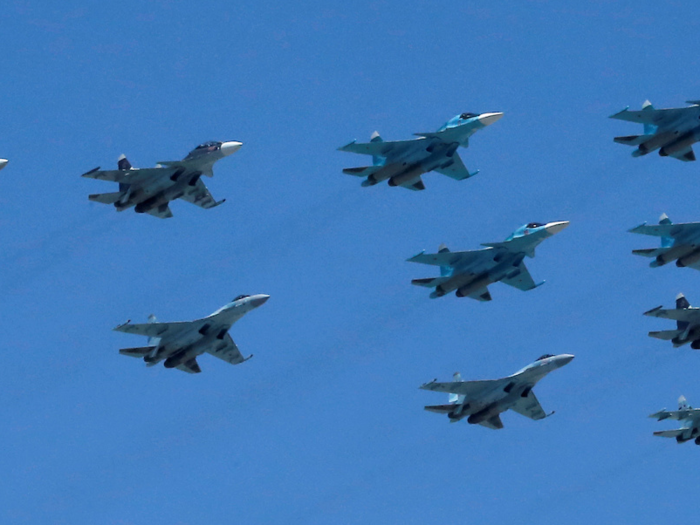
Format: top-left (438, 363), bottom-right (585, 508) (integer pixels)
top-left (536, 354), bottom-right (555, 361)
top-left (459, 112), bottom-right (479, 120)
top-left (185, 141), bottom-right (222, 159)
top-left (233, 294), bottom-right (250, 301)
top-left (526, 222), bottom-right (546, 229)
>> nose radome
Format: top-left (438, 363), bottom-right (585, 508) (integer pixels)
top-left (0, 159), bottom-right (8, 171)
top-left (545, 221), bottom-right (570, 235)
top-left (559, 354), bottom-right (575, 365)
top-left (478, 112), bottom-right (504, 126)
top-left (220, 141), bottom-right (243, 156)
top-left (251, 294), bottom-right (270, 307)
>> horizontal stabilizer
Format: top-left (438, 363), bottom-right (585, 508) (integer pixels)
top-left (89, 192), bottom-right (124, 205)
top-left (653, 429), bottom-right (685, 438)
top-left (632, 248), bottom-right (668, 258)
top-left (404, 179), bottom-right (426, 191)
top-left (466, 286), bottom-right (492, 302)
top-left (614, 134), bottom-right (655, 146)
top-left (342, 166), bottom-right (382, 177)
top-left (479, 414), bottom-right (504, 430)
top-left (411, 276), bottom-right (452, 288)
top-left (424, 404), bottom-right (456, 414)
top-left (119, 345), bottom-right (157, 358)
top-left (648, 329), bottom-right (683, 340)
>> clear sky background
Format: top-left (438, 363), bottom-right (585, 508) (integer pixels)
top-left (2, 1), bottom-right (700, 523)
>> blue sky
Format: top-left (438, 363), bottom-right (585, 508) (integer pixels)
top-left (3, 1), bottom-right (700, 523)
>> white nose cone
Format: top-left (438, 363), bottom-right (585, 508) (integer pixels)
top-left (0, 159), bottom-right (8, 171)
top-left (545, 220), bottom-right (570, 235)
top-left (251, 294), bottom-right (270, 307)
top-left (220, 141), bottom-right (243, 156)
top-left (478, 112), bottom-right (504, 126)
top-left (558, 354), bottom-right (575, 365)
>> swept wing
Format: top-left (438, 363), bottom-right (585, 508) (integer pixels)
top-left (180, 178), bottom-right (225, 209)
top-left (114, 319), bottom-right (198, 338)
top-left (629, 222), bottom-right (700, 239)
top-left (82, 166), bottom-right (174, 184)
top-left (434, 152), bottom-right (475, 181)
top-left (510, 390), bottom-right (547, 420)
top-left (206, 333), bottom-right (249, 365)
top-left (420, 378), bottom-right (502, 398)
top-left (644, 306), bottom-right (700, 323)
top-left (610, 107), bottom-right (693, 126)
top-left (338, 138), bottom-right (419, 158)
top-left (501, 261), bottom-right (542, 291)
top-left (407, 248), bottom-right (491, 269)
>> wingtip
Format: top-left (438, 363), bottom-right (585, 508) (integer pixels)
top-left (113, 319), bottom-right (131, 331)
top-left (337, 140), bottom-right (357, 151)
top-left (419, 378), bottom-right (438, 390)
top-left (81, 166), bottom-right (101, 177)
top-left (406, 250), bottom-right (426, 262)
top-left (609, 106), bottom-right (630, 119)
top-left (643, 305), bottom-right (663, 316)
top-left (628, 222), bottom-right (647, 233)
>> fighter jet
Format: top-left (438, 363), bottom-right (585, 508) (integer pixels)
top-left (115, 294), bottom-right (269, 374)
top-left (0, 159), bottom-right (8, 171)
top-left (82, 140), bottom-right (242, 218)
top-left (610, 100), bottom-right (700, 162)
top-left (644, 293), bottom-right (700, 348)
top-left (629, 213), bottom-right (700, 270)
top-left (407, 221), bottom-right (569, 301)
top-left (338, 112), bottom-right (503, 191)
top-left (420, 354), bottom-right (574, 429)
top-left (650, 396), bottom-right (700, 444)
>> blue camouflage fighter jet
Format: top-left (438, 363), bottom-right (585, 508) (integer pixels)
top-left (610, 100), bottom-right (700, 162)
top-left (629, 213), bottom-right (700, 270)
top-left (338, 112), bottom-right (503, 191)
top-left (408, 221), bottom-right (569, 301)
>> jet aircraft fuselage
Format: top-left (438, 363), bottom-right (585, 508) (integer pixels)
top-left (421, 354), bottom-right (574, 428)
top-left (339, 112), bottom-right (502, 191)
top-left (611, 100), bottom-right (700, 162)
top-left (82, 140), bottom-right (242, 218)
top-left (408, 221), bottom-right (569, 301)
top-left (115, 294), bottom-right (269, 374)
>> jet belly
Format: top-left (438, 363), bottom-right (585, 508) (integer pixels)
top-left (134, 171), bottom-right (201, 214)
top-left (660, 127), bottom-right (700, 157)
top-left (653, 244), bottom-right (697, 266)
top-left (638, 130), bottom-right (682, 155)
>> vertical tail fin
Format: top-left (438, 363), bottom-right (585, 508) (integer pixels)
top-left (118, 154), bottom-right (132, 170)
top-left (642, 100), bottom-right (658, 135)
top-left (448, 372), bottom-right (464, 404)
top-left (659, 213), bottom-right (674, 248)
top-left (147, 314), bottom-right (160, 347)
top-left (438, 244), bottom-right (452, 277)
top-left (679, 395), bottom-right (691, 410)
top-left (676, 293), bottom-right (690, 331)
top-left (370, 131), bottom-right (384, 166)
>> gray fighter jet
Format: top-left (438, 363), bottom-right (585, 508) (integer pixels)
top-left (338, 112), bottom-right (502, 191)
top-left (611, 100), bottom-right (700, 161)
top-left (420, 354), bottom-right (574, 429)
top-left (408, 221), bottom-right (569, 301)
top-left (115, 294), bottom-right (269, 374)
top-left (644, 293), bottom-right (700, 348)
top-left (82, 140), bottom-right (242, 218)
top-left (650, 396), bottom-right (700, 444)
top-left (629, 213), bottom-right (700, 270)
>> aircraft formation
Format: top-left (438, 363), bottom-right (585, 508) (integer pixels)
top-left (2, 102), bottom-right (697, 438)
